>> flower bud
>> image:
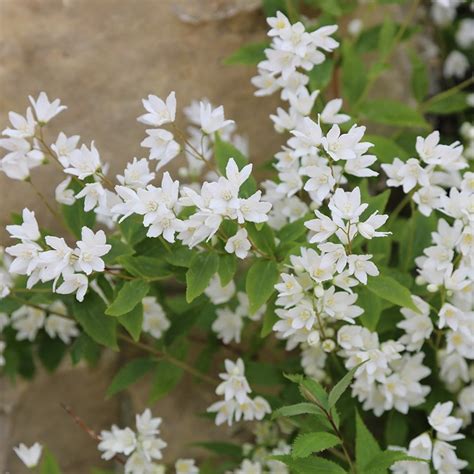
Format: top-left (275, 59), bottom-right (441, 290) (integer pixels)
top-left (307, 331), bottom-right (320, 347)
top-left (415, 276), bottom-right (426, 286)
top-left (314, 285), bottom-right (325, 298)
top-left (427, 284), bottom-right (438, 293)
top-left (322, 339), bottom-right (336, 353)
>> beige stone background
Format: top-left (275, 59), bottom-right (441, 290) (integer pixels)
top-left (0, 0), bottom-right (411, 472)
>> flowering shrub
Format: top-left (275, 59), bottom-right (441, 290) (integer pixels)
top-left (1, 0), bottom-right (473, 473)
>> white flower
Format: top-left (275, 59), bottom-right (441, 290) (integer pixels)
top-left (117, 158), bottom-right (155, 189)
top-left (207, 399), bottom-right (236, 426)
top-left (2, 108), bottom-right (36, 138)
top-left (225, 228), bottom-right (251, 259)
top-left (142, 297), bottom-right (170, 339)
top-left (428, 401), bottom-right (464, 441)
top-left (443, 51), bottom-right (469, 79)
top-left (138, 91), bottom-right (176, 126)
top-left (301, 165), bottom-right (335, 201)
top-left (216, 358), bottom-right (251, 404)
top-left (199, 102), bottom-right (234, 134)
top-left (12, 306), bottom-right (45, 341)
top-left (329, 187), bottom-right (368, 222)
top-left (438, 303), bottom-right (465, 331)
top-left (56, 273), bottom-right (89, 302)
top-left (141, 129), bottom-right (180, 170)
top-left (397, 296), bottom-right (433, 351)
top-left (322, 124), bottom-right (369, 162)
top-left (320, 99), bottom-right (350, 124)
top-left (175, 459), bottom-right (199, 474)
top-left (13, 442), bottom-right (43, 468)
top-left (357, 212), bottom-right (389, 239)
top-left (45, 315), bottom-right (79, 344)
top-left (6, 208), bottom-right (41, 241)
top-left (136, 409), bottom-right (163, 437)
top-left (76, 182), bottom-right (106, 212)
top-left (432, 440), bottom-right (468, 473)
top-left (55, 177), bottom-right (76, 205)
top-left (348, 18), bottom-right (363, 37)
top-left (456, 18), bottom-right (474, 49)
top-left (64, 142), bottom-right (102, 179)
top-left (212, 307), bottom-right (243, 344)
top-left (29, 92), bottom-right (67, 123)
top-left (51, 132), bottom-right (80, 167)
top-left (98, 425), bottom-right (137, 459)
top-left (204, 276), bottom-right (235, 305)
top-left (75, 227), bottom-right (111, 275)
top-left (235, 459), bottom-right (262, 474)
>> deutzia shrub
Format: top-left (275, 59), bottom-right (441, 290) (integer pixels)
top-left (2, 1), bottom-right (473, 473)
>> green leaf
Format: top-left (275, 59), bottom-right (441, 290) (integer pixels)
top-left (164, 246), bottom-right (195, 268)
top-left (246, 222), bottom-right (276, 255)
top-left (186, 251), bottom-right (219, 303)
top-left (61, 181), bottom-right (95, 239)
top-left (149, 359), bottom-right (183, 401)
top-left (217, 253), bottom-right (237, 287)
top-left (308, 59), bottom-right (334, 91)
top-left (214, 134), bottom-right (256, 197)
top-left (272, 402), bottom-right (324, 419)
top-left (359, 99), bottom-right (429, 128)
top-left (378, 18), bottom-right (397, 57)
top-left (72, 292), bottom-right (117, 350)
top-left (356, 411), bottom-right (381, 472)
top-left (107, 357), bottom-right (157, 397)
top-left (342, 42), bottom-right (367, 106)
top-left (40, 449), bottom-right (62, 474)
top-left (299, 377), bottom-right (329, 409)
top-left (305, 0), bottom-right (343, 16)
top-left (224, 41), bottom-right (269, 65)
top-left (273, 455), bottom-right (347, 474)
top-left (365, 134), bottom-right (409, 164)
top-left (117, 303), bottom-right (143, 341)
top-left (119, 214), bottom-right (147, 246)
top-left (70, 333), bottom-right (101, 366)
top-left (117, 255), bottom-right (171, 280)
top-left (193, 442), bottom-right (242, 458)
top-left (357, 286), bottom-right (382, 330)
top-left (246, 360), bottom-right (284, 386)
top-left (424, 92), bottom-right (469, 115)
top-left (409, 51), bottom-right (428, 102)
top-left (246, 259), bottom-right (279, 314)
top-left (38, 335), bottom-right (67, 372)
top-left (292, 432), bottom-right (341, 458)
top-left (364, 451), bottom-right (427, 474)
top-left (385, 410), bottom-right (409, 446)
top-left (103, 235), bottom-right (134, 265)
top-left (366, 275), bottom-right (419, 312)
top-left (261, 294), bottom-right (277, 337)
top-left (277, 217), bottom-right (308, 243)
top-left (328, 364), bottom-right (361, 408)
top-left (105, 280), bottom-right (150, 317)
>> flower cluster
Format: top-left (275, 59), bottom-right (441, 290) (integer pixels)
top-left (4, 300), bottom-right (78, 343)
top-left (5, 209), bottom-right (111, 301)
top-left (0, 92), bottom-right (66, 180)
top-left (382, 130), bottom-right (467, 217)
top-left (207, 358), bottom-right (271, 426)
top-left (391, 401), bottom-right (467, 474)
top-left (252, 12), bottom-right (343, 133)
top-left (337, 325), bottom-right (431, 416)
top-left (98, 409), bottom-right (168, 473)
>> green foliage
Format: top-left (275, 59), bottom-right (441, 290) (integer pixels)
top-left (217, 253), bottom-right (237, 286)
top-left (292, 432), bottom-right (341, 458)
top-left (186, 251), bottom-right (219, 303)
top-left (308, 58), bottom-right (334, 91)
top-left (273, 455), bottom-right (347, 474)
top-left (117, 255), bottom-right (172, 280)
top-left (224, 42), bottom-right (269, 65)
top-left (366, 274), bottom-right (419, 312)
top-left (107, 357), bottom-right (157, 397)
top-left (359, 99), bottom-right (429, 128)
top-left (117, 303), bottom-right (143, 341)
top-left (246, 222), bottom-right (276, 256)
top-left (409, 52), bottom-right (429, 102)
top-left (357, 287), bottom-right (382, 331)
top-left (365, 134), bottom-right (409, 164)
top-left (272, 402), bottom-right (324, 419)
top-left (424, 92), bottom-right (470, 115)
top-left (355, 411), bottom-right (382, 472)
top-left (246, 259), bottom-right (279, 314)
top-left (72, 292), bottom-right (118, 350)
top-left (341, 42), bottom-right (366, 106)
top-left (149, 359), bottom-right (184, 401)
top-left (328, 364), bottom-right (361, 408)
top-left (40, 449), bottom-right (62, 474)
top-left (61, 180), bottom-right (96, 239)
top-left (105, 280), bottom-right (150, 316)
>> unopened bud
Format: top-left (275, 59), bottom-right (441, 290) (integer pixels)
top-left (314, 285), bottom-right (324, 298)
top-left (322, 339), bottom-right (336, 353)
top-left (415, 276), bottom-right (426, 286)
top-left (427, 284), bottom-right (438, 293)
top-left (307, 331), bottom-right (320, 347)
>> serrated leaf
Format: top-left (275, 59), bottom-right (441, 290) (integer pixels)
top-left (328, 364), bottom-right (361, 408)
top-left (224, 41), bottom-right (269, 65)
top-left (186, 251), bottom-right (219, 303)
top-left (356, 411), bottom-right (381, 472)
top-left (107, 357), bottom-right (157, 398)
top-left (119, 214), bottom-right (147, 246)
top-left (366, 275), bottom-right (419, 312)
top-left (300, 377), bottom-right (329, 409)
top-left (117, 303), bottom-right (143, 341)
top-left (409, 51), bottom-right (428, 102)
top-left (72, 292), bottom-right (117, 350)
top-left (217, 253), bottom-right (237, 287)
top-left (424, 92), bottom-right (469, 115)
top-left (246, 222), bottom-right (276, 255)
top-left (117, 255), bottom-right (171, 280)
top-left (246, 259), bottom-right (279, 314)
top-left (378, 18), bottom-right (397, 56)
top-left (273, 455), bottom-right (347, 474)
top-left (364, 451), bottom-right (427, 473)
top-left (272, 402), bottom-right (324, 419)
top-left (359, 99), bottom-right (429, 128)
top-left (292, 432), bottom-right (341, 458)
top-left (105, 280), bottom-right (150, 316)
